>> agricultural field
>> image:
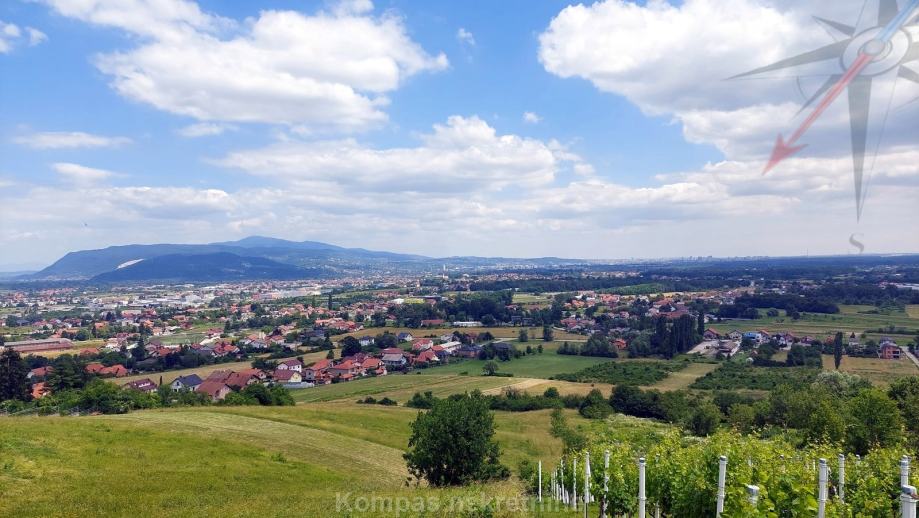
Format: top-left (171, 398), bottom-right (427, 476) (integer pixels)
top-left (429, 350), bottom-right (612, 379)
top-left (710, 304), bottom-right (919, 342)
top-left (511, 293), bottom-right (555, 305)
top-left (553, 359), bottom-right (689, 386)
top-left (820, 354), bottom-right (919, 386)
top-left (648, 361), bottom-right (720, 391)
top-left (0, 404), bottom-right (584, 517)
top-left (290, 374), bottom-right (518, 403)
top-left (333, 326), bottom-right (586, 343)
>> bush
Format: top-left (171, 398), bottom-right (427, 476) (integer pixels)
top-left (579, 388), bottom-right (613, 419)
top-left (406, 391), bottom-right (437, 409)
top-left (690, 362), bottom-right (819, 391)
top-left (555, 360), bottom-right (683, 385)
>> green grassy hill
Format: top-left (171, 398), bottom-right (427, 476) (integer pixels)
top-left (0, 404), bottom-right (583, 517)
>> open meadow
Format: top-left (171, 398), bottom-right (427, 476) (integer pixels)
top-left (0, 404), bottom-right (587, 517)
top-left (820, 354), bottom-right (919, 386)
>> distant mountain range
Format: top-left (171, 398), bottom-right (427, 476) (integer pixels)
top-left (25, 236), bottom-right (589, 283)
top-left (90, 252), bottom-right (317, 283)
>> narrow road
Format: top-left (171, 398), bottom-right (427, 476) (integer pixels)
top-left (901, 346), bottom-right (919, 370)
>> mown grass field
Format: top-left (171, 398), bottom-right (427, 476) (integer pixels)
top-left (0, 404), bottom-right (585, 517)
top-left (649, 361), bottom-right (720, 391)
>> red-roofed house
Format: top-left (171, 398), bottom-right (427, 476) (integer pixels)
top-left (100, 364), bottom-right (128, 378)
top-left (414, 349), bottom-right (439, 366)
top-left (361, 357), bottom-right (386, 376)
top-left (303, 360), bottom-right (332, 385)
top-left (206, 370), bottom-right (233, 383)
top-left (196, 381), bottom-right (231, 401)
top-left (411, 338), bottom-right (434, 352)
top-left (273, 369), bottom-right (303, 384)
top-left (328, 360), bottom-right (363, 382)
top-left (31, 382), bottom-right (49, 400)
top-left (226, 371), bottom-right (259, 389)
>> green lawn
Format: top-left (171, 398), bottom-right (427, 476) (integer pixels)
top-left (0, 404), bottom-right (583, 517)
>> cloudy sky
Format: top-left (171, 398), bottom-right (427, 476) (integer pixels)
top-left (1, 0), bottom-right (917, 269)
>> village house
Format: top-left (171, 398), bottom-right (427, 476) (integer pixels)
top-left (328, 360), bottom-right (364, 381)
top-left (703, 329), bottom-right (721, 340)
top-left (170, 374), bottom-right (203, 392)
top-left (124, 378), bottom-right (158, 394)
top-left (196, 381), bottom-right (231, 401)
top-left (303, 359), bottom-right (332, 384)
top-left (879, 338), bottom-right (901, 360)
top-left (206, 370), bottom-right (234, 383)
top-left (273, 369), bottom-right (303, 384)
top-left (414, 349), bottom-right (439, 366)
top-left (437, 341), bottom-right (462, 355)
top-left (277, 358), bottom-right (303, 372)
top-left (411, 338), bottom-right (434, 352)
top-left (420, 319), bottom-right (445, 328)
top-left (27, 366), bottom-right (53, 381)
top-left (381, 348), bottom-right (410, 370)
top-left (226, 371), bottom-right (260, 389)
top-left (456, 344), bottom-right (483, 359)
top-left (361, 357), bottom-right (386, 376)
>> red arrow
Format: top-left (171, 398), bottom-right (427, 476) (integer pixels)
top-left (763, 51), bottom-right (875, 174)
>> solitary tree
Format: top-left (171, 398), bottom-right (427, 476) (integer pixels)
top-left (542, 326), bottom-right (554, 342)
top-left (482, 361), bottom-right (498, 376)
top-left (833, 331), bottom-right (844, 370)
top-left (518, 329), bottom-right (529, 342)
top-left (404, 392), bottom-right (509, 486)
top-left (0, 348), bottom-right (31, 402)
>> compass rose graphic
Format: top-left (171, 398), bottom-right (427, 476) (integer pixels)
top-left (734, 0), bottom-right (919, 220)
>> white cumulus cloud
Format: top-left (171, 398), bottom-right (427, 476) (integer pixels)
top-left (52, 162), bottom-right (117, 184)
top-left (41, 0), bottom-right (448, 133)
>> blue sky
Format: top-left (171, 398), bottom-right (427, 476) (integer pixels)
top-left (1, 0), bottom-right (917, 269)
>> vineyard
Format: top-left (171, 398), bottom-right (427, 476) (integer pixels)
top-left (541, 431), bottom-right (917, 517)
